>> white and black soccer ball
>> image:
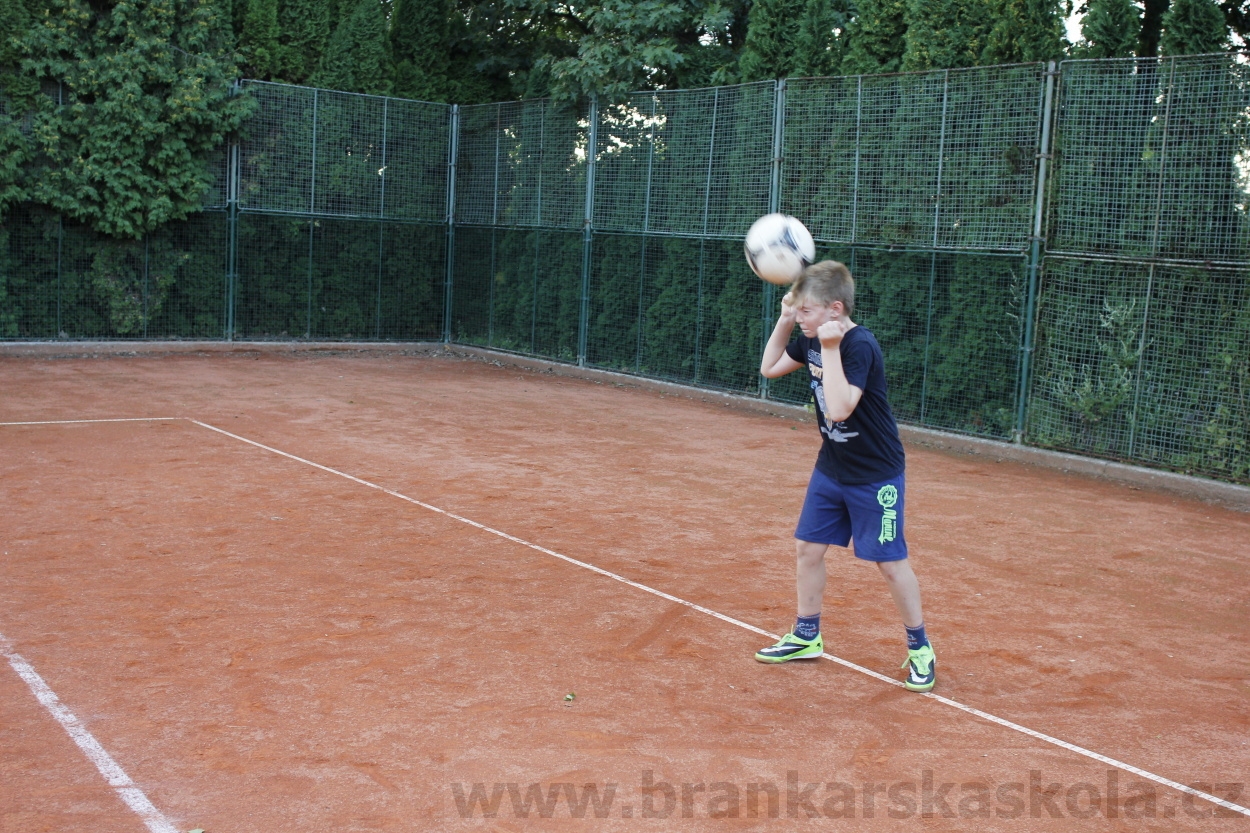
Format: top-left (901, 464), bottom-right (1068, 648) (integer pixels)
top-left (744, 213), bottom-right (816, 286)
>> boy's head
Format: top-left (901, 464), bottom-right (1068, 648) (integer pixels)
top-left (790, 260), bottom-right (855, 321)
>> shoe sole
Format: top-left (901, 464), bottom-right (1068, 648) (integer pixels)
top-left (754, 648), bottom-right (823, 664)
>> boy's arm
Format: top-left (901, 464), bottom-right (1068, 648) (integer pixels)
top-left (816, 320), bottom-right (863, 421)
top-left (760, 292), bottom-right (804, 378)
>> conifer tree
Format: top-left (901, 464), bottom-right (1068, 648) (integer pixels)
top-left (1079, 0), bottom-right (1141, 58)
top-left (902, 0), bottom-right (996, 71)
top-left (1160, 0), bottom-right (1229, 54)
top-left (981, 0), bottom-right (1067, 64)
top-left (277, 0), bottom-right (331, 83)
top-left (738, 0), bottom-right (805, 81)
top-left (311, 0), bottom-right (391, 94)
top-left (240, 0), bottom-right (280, 78)
top-left (390, 0), bottom-right (450, 101)
top-left (794, 0), bottom-right (850, 77)
top-left (840, 0), bottom-right (908, 74)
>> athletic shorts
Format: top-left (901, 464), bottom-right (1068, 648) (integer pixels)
top-left (794, 466), bottom-right (908, 562)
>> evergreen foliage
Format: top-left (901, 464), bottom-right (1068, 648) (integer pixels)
top-left (240, 0), bottom-right (280, 78)
top-left (390, 0), bottom-right (451, 101)
top-left (1160, 0), bottom-right (1229, 54)
top-left (840, 0), bottom-right (908, 74)
top-left (981, 0), bottom-right (1067, 64)
top-left (311, 0), bottom-right (391, 95)
top-left (901, 0), bottom-right (995, 71)
top-left (276, 0), bottom-right (331, 83)
top-left (19, 0), bottom-right (252, 237)
top-left (1078, 0), bottom-right (1141, 58)
top-left (793, 0), bottom-right (850, 77)
top-left (738, 0), bottom-right (805, 82)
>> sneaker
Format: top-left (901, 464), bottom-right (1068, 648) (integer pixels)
top-left (901, 644), bottom-right (936, 692)
top-left (754, 632), bottom-right (823, 663)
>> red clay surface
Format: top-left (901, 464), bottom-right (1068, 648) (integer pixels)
top-left (0, 351), bottom-right (1247, 832)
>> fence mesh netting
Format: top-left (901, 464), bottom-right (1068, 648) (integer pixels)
top-left (3, 55), bottom-right (1248, 483)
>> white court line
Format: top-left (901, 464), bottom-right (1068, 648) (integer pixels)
top-left (187, 418), bottom-right (1249, 818)
top-left (0, 417), bottom-right (180, 426)
top-left (0, 635), bottom-right (178, 833)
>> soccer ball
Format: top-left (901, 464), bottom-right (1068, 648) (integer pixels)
top-left (744, 214), bottom-right (816, 286)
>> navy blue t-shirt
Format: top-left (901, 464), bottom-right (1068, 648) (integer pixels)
top-left (785, 326), bottom-right (906, 485)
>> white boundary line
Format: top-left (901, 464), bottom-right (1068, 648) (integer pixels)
top-left (0, 635), bottom-right (179, 833)
top-left (4, 416), bottom-right (1247, 819)
top-left (185, 418), bottom-right (1249, 819)
top-left (0, 417), bottom-right (180, 426)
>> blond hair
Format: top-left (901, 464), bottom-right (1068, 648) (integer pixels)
top-left (791, 260), bottom-right (854, 317)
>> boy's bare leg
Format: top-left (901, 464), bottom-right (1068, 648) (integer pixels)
top-left (876, 559), bottom-right (924, 629)
top-left (795, 539), bottom-right (830, 617)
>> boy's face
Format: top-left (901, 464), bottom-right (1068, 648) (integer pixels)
top-left (793, 297), bottom-right (843, 337)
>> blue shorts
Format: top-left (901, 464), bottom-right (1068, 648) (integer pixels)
top-left (794, 467), bottom-right (908, 562)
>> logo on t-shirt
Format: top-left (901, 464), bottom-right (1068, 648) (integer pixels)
top-left (808, 350), bottom-right (859, 443)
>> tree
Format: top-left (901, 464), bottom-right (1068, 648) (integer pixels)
top-left (240, 0), bottom-right (280, 77)
top-left (794, 0), bottom-right (850, 77)
top-left (0, 0), bottom-right (41, 217)
top-left (390, 0), bottom-right (451, 101)
top-left (1160, 0), bottom-right (1228, 53)
top-left (1079, 0), bottom-right (1141, 58)
top-left (840, 0), bottom-right (908, 74)
top-left (20, 0), bottom-right (252, 237)
top-left (738, 0), bottom-right (805, 81)
top-left (311, 0), bottom-right (391, 94)
top-left (901, 0), bottom-right (996, 72)
top-left (276, 0), bottom-right (332, 83)
top-left (981, 0), bottom-right (1068, 64)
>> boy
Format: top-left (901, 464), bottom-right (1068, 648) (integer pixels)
top-left (753, 260), bottom-right (935, 692)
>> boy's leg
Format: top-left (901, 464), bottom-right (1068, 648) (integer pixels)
top-left (756, 468), bottom-right (849, 664)
top-left (755, 538), bottom-right (831, 663)
top-left (876, 558), bottom-right (923, 628)
top-left (877, 558), bottom-right (935, 692)
top-left (796, 539), bottom-right (830, 616)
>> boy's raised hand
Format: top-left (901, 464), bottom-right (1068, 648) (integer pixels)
top-left (780, 291), bottom-right (797, 320)
top-left (817, 319), bottom-right (850, 348)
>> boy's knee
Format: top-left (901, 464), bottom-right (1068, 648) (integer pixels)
top-left (795, 539), bottom-right (828, 565)
top-left (876, 558), bottom-right (911, 580)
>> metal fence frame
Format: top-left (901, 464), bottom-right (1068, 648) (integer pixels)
top-left (5, 54), bottom-right (1248, 483)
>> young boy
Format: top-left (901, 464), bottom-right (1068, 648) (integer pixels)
top-left (753, 260), bottom-right (935, 692)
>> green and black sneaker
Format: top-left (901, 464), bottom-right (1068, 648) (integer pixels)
top-left (901, 644), bottom-right (936, 692)
top-left (754, 633), bottom-right (823, 663)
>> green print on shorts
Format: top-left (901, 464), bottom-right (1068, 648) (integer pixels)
top-left (877, 485), bottom-right (898, 544)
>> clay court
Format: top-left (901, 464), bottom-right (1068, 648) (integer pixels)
top-left (1, 347), bottom-right (1248, 832)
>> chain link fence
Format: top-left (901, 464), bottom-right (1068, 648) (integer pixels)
top-left (3, 55), bottom-right (1248, 482)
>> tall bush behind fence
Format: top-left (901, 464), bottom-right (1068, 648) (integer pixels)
top-left (2, 55), bottom-right (1248, 484)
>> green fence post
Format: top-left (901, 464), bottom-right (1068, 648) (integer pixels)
top-left (376, 96), bottom-right (388, 341)
top-left (578, 96), bottom-right (598, 367)
top-left (920, 70), bottom-right (951, 427)
top-left (225, 80), bottom-right (242, 341)
top-left (1128, 58), bottom-right (1177, 458)
top-left (443, 104), bottom-right (459, 344)
top-left (635, 94), bottom-right (658, 372)
top-left (761, 78), bottom-right (786, 401)
top-left (306, 88), bottom-right (319, 339)
top-left (1015, 61), bottom-right (1058, 443)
